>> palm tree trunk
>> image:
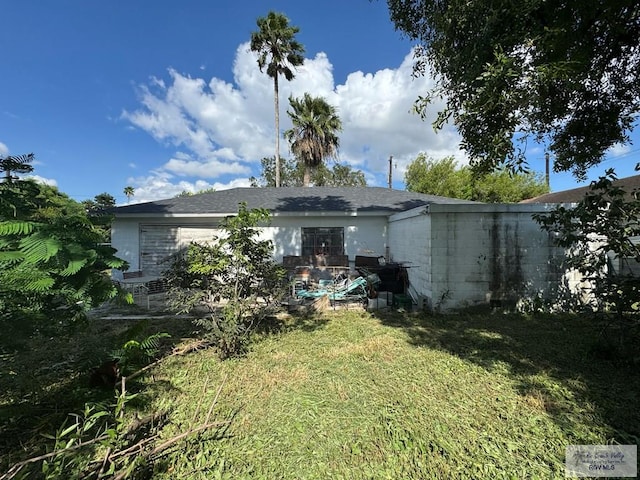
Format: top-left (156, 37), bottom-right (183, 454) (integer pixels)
top-left (274, 75), bottom-right (281, 188)
top-left (303, 166), bottom-right (311, 187)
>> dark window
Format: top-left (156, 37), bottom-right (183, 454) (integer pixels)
top-left (302, 227), bottom-right (344, 257)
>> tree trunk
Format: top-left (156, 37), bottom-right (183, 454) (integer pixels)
top-left (303, 166), bottom-right (311, 187)
top-left (273, 75), bottom-right (281, 188)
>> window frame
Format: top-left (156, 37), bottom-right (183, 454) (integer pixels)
top-left (301, 227), bottom-right (345, 257)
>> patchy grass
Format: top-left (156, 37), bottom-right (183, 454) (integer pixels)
top-left (1, 308), bottom-right (638, 479)
top-left (0, 312), bottom-right (193, 470)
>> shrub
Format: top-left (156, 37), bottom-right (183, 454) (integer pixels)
top-left (533, 168), bottom-right (640, 328)
top-left (166, 203), bottom-right (286, 359)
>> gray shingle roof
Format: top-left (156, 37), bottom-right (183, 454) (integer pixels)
top-left (520, 174), bottom-right (640, 204)
top-left (114, 187), bottom-right (478, 215)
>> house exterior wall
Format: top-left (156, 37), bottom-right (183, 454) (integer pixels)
top-left (389, 204), bottom-right (575, 311)
top-left (111, 217), bottom-right (222, 276)
top-left (265, 215), bottom-right (388, 264)
top-left (388, 208), bottom-right (432, 307)
top-left (113, 204), bottom-right (580, 312)
top-left (111, 214), bottom-right (388, 275)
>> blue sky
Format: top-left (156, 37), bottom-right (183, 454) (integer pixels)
top-left (2, 1), bottom-right (638, 204)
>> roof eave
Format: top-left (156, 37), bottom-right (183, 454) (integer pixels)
top-left (114, 209), bottom-right (397, 218)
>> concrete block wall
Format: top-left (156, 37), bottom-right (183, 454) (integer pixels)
top-left (428, 204), bottom-right (568, 310)
top-left (389, 203), bottom-right (574, 311)
top-left (388, 207), bottom-right (432, 307)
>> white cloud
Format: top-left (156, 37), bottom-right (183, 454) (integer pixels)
top-left (163, 155), bottom-right (249, 178)
top-left (124, 171), bottom-right (250, 204)
top-left (25, 175), bottom-right (57, 187)
top-left (123, 43), bottom-right (464, 199)
top-left (333, 53), bottom-right (463, 181)
top-left (608, 143), bottom-right (632, 157)
top-left (0, 142), bottom-right (8, 157)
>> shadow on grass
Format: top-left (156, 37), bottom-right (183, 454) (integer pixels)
top-left (0, 300), bottom-right (332, 472)
top-left (0, 314), bottom-right (195, 472)
top-left (375, 310), bottom-right (640, 444)
top-left (257, 309), bottom-right (331, 337)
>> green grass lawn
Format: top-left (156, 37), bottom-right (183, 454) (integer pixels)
top-left (1, 308), bottom-right (638, 479)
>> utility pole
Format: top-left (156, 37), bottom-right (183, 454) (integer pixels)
top-left (388, 155), bottom-right (393, 189)
top-left (545, 152), bottom-right (550, 188)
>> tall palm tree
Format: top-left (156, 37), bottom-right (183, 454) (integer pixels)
top-left (284, 94), bottom-right (343, 187)
top-left (123, 186), bottom-right (135, 204)
top-left (0, 153), bottom-right (34, 183)
top-left (250, 11), bottom-right (304, 188)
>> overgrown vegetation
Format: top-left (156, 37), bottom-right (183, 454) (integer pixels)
top-left (2, 309), bottom-right (637, 478)
top-left (405, 154), bottom-right (549, 202)
top-left (109, 320), bottom-right (172, 376)
top-left (165, 203), bottom-right (286, 359)
top-left (0, 316), bottom-right (195, 480)
top-left (0, 176), bottom-right (127, 337)
top-left (534, 169), bottom-right (640, 334)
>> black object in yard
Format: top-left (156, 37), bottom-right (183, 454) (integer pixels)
top-left (356, 257), bottom-right (407, 293)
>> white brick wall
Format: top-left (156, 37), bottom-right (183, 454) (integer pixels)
top-left (390, 204), bottom-right (571, 311)
top-left (388, 208), bottom-right (432, 307)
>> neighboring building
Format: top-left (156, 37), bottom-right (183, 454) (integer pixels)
top-left (522, 174), bottom-right (640, 281)
top-left (110, 187), bottom-right (574, 311)
top-left (521, 174), bottom-right (640, 203)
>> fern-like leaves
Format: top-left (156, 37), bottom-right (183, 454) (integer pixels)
top-left (0, 220), bottom-right (38, 236)
top-left (19, 234), bottom-right (61, 264)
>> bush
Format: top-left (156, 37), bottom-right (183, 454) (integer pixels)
top-left (166, 203), bottom-right (286, 359)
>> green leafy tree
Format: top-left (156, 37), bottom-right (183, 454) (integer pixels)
top-left (324, 163), bottom-right (366, 187)
top-left (0, 153), bottom-right (34, 183)
top-left (94, 192), bottom-right (116, 210)
top-left (250, 156), bottom-right (366, 187)
top-left (82, 192), bottom-right (116, 214)
top-left (385, 1), bottom-right (640, 178)
top-left (165, 203), bottom-right (286, 359)
top-left (472, 169), bottom-right (549, 203)
top-left (82, 192), bottom-right (117, 243)
top-left (250, 11), bottom-right (305, 188)
top-left (250, 156), bottom-right (301, 187)
top-left (405, 154), bottom-right (548, 202)
top-left (405, 155), bottom-right (472, 199)
top-left (533, 169), bottom-right (640, 323)
top-left (174, 187), bottom-right (217, 198)
top-left (0, 179), bottom-right (127, 334)
top-left (284, 93), bottom-right (343, 187)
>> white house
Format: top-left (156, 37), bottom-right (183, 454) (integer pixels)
top-left (110, 187), bottom-right (572, 311)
